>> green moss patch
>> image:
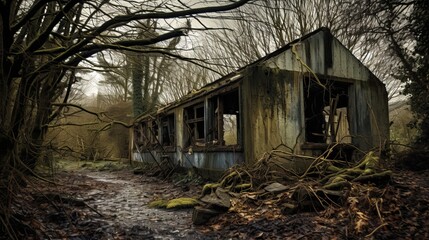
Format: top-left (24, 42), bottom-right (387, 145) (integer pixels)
top-left (166, 197), bottom-right (199, 209)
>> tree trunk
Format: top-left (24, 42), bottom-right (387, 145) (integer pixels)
top-left (132, 54), bottom-right (144, 117)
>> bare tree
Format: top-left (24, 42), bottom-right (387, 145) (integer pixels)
top-left (350, 0), bottom-right (429, 144)
top-left (0, 0), bottom-right (250, 237)
top-left (95, 18), bottom-right (191, 115)
top-left (198, 0), bottom-right (403, 101)
top-left (200, 0), bottom-right (363, 73)
top-left (160, 60), bottom-right (211, 103)
top-left (97, 51), bottom-right (133, 105)
top-left (130, 19), bottom-right (190, 116)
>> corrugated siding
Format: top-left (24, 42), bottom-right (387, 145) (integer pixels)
top-left (183, 152), bottom-right (243, 170)
top-left (133, 150), bottom-right (243, 173)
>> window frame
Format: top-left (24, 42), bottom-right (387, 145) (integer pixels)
top-left (303, 77), bottom-right (352, 145)
top-left (208, 89), bottom-right (240, 147)
top-left (184, 102), bottom-right (205, 147)
top-left (161, 114), bottom-right (175, 147)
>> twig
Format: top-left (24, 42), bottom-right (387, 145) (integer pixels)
top-left (374, 198), bottom-right (384, 223)
top-left (291, 43), bottom-right (326, 90)
top-left (83, 202), bottom-right (104, 217)
top-left (365, 223), bottom-right (388, 238)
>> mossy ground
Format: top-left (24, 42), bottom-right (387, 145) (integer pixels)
top-left (35, 158), bottom-right (130, 174)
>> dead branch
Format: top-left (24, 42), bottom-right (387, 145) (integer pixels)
top-left (51, 103), bottom-right (106, 121)
top-left (48, 103), bottom-right (132, 130)
top-left (195, 148), bottom-right (392, 225)
top-left (47, 122), bottom-right (102, 128)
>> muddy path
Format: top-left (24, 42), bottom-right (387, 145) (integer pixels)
top-left (15, 167), bottom-right (210, 240)
top-left (82, 171), bottom-right (204, 239)
top-left (13, 161), bottom-right (429, 239)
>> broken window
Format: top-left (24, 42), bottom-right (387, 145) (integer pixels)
top-left (149, 120), bottom-right (159, 145)
top-left (304, 78), bottom-right (351, 144)
top-left (184, 103), bottom-right (205, 146)
top-left (134, 119), bottom-right (162, 150)
top-left (134, 121), bottom-right (151, 150)
top-left (142, 122), bottom-right (151, 147)
top-left (134, 123), bottom-right (145, 146)
top-left (209, 89), bottom-right (240, 146)
top-left (161, 114), bottom-right (175, 146)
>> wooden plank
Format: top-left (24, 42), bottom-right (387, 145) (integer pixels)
top-left (218, 97), bottom-right (224, 144)
top-left (185, 117), bottom-right (204, 124)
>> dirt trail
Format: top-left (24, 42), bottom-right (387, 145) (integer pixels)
top-left (81, 171), bottom-right (204, 239)
top-left (15, 167), bottom-right (208, 240)
top-left (14, 162), bottom-right (429, 239)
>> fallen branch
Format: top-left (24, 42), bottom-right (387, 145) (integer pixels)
top-left (34, 193), bottom-right (104, 217)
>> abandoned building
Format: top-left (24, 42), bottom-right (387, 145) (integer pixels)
top-left (130, 27), bottom-right (389, 177)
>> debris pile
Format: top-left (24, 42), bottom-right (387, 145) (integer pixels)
top-left (192, 149), bottom-right (402, 238)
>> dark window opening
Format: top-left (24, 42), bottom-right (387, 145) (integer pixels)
top-left (141, 122), bottom-right (150, 147)
top-left (184, 103), bottom-right (205, 146)
top-left (304, 78), bottom-right (351, 144)
top-left (161, 114), bottom-right (175, 146)
top-left (134, 123), bottom-right (144, 145)
top-left (209, 89), bottom-right (240, 146)
top-left (196, 106), bottom-right (204, 118)
top-left (149, 120), bottom-right (159, 146)
top-left (196, 121), bottom-right (204, 139)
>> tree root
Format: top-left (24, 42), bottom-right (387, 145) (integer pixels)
top-left (321, 151), bottom-right (392, 190)
top-left (192, 150), bottom-right (393, 225)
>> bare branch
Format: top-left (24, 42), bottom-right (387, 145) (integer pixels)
top-left (51, 103), bottom-right (106, 121)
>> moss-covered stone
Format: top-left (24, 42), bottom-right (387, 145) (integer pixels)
top-left (148, 199), bottom-right (168, 208)
top-left (202, 183), bottom-right (220, 195)
top-left (166, 197), bottom-right (199, 209)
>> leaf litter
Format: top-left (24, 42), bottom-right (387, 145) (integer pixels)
top-left (8, 156), bottom-right (429, 240)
